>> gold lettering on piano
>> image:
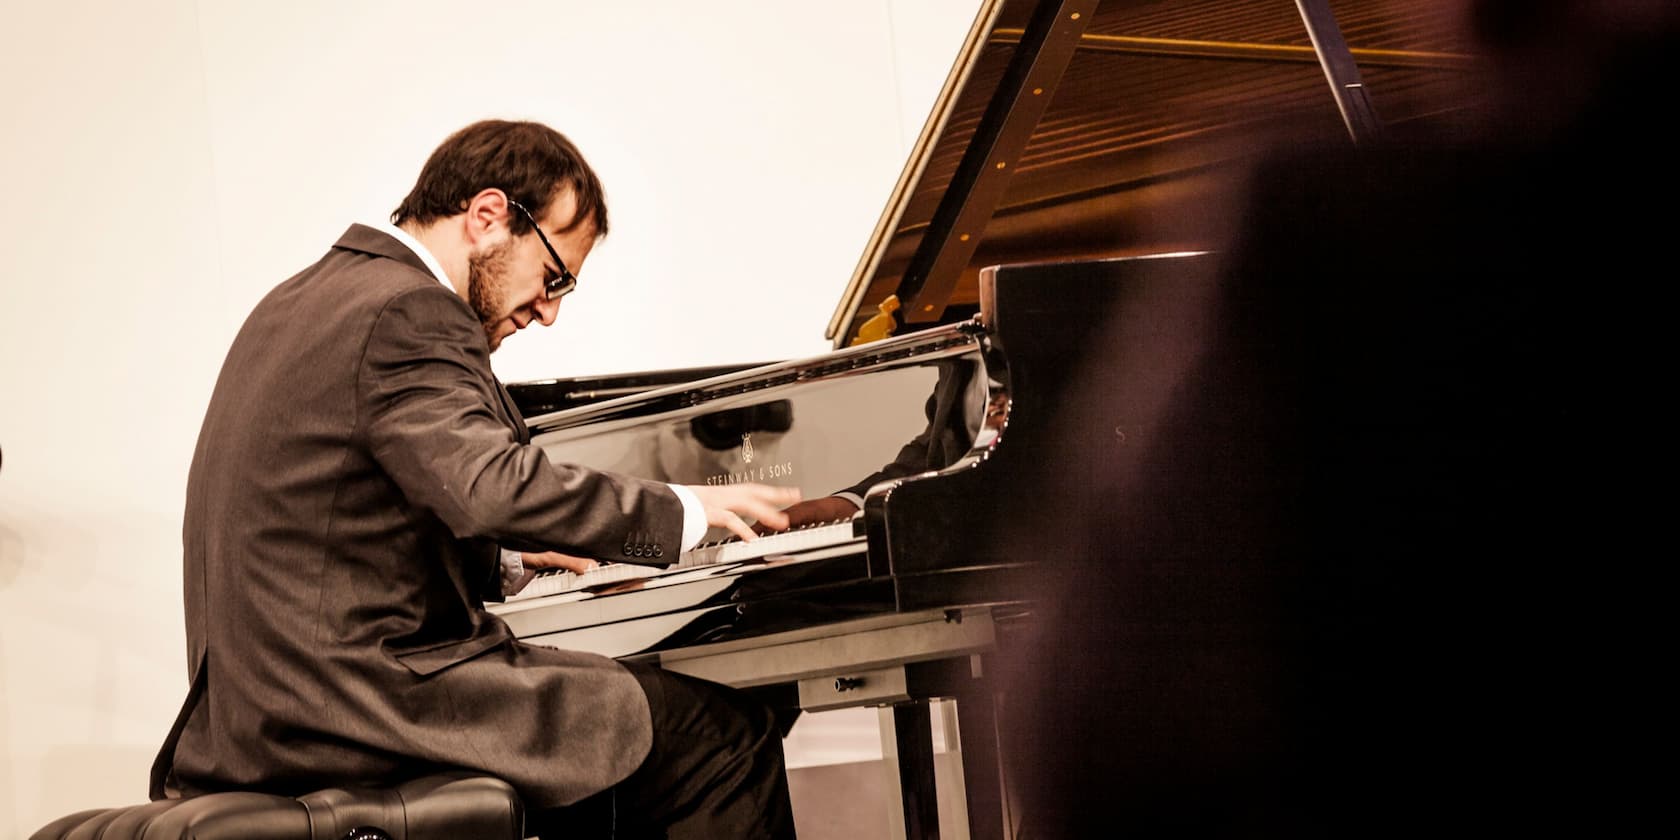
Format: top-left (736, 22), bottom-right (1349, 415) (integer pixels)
top-left (703, 461), bottom-right (796, 486)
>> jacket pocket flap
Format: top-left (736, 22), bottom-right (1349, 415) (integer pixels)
top-left (391, 630), bottom-right (508, 677)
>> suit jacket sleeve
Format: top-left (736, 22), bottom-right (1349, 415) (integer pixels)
top-left (355, 285), bottom-right (684, 559)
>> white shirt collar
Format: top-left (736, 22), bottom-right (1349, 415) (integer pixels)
top-left (368, 219), bottom-right (454, 290)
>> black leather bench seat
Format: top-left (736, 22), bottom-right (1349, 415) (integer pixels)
top-left (29, 772), bottom-right (524, 840)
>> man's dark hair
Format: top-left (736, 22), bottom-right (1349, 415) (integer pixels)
top-left (392, 119), bottom-right (608, 237)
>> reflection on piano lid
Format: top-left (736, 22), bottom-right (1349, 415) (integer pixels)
top-left (496, 0), bottom-right (1485, 659)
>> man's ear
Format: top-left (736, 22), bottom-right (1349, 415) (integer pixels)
top-left (463, 188), bottom-right (510, 247)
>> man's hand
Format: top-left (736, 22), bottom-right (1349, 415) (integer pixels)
top-left (523, 551), bottom-right (600, 575)
top-left (686, 483), bottom-right (802, 542)
top-left (756, 495), bottom-right (859, 534)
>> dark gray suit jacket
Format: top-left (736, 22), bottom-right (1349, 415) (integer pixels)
top-left (151, 225), bottom-right (683, 809)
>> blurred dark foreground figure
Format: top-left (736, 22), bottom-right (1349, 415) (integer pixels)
top-left (992, 1), bottom-right (1676, 836)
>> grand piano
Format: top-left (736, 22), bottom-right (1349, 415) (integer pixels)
top-left (493, 1), bottom-right (1479, 837)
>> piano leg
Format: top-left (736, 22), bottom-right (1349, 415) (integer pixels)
top-left (880, 701), bottom-right (940, 840)
top-left (947, 660), bottom-right (1011, 840)
top-left (935, 699), bottom-right (970, 839)
top-left (870, 655), bottom-right (1013, 840)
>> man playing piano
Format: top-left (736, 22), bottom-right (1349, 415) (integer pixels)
top-left (151, 119), bottom-right (801, 839)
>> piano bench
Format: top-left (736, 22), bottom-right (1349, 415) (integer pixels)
top-left (28, 771), bottom-right (525, 840)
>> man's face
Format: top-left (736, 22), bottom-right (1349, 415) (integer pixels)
top-left (466, 191), bottom-right (596, 352)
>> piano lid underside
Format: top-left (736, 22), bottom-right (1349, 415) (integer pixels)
top-left (833, 0), bottom-right (1482, 344)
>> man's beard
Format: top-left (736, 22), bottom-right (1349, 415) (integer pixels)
top-left (466, 239), bottom-right (515, 347)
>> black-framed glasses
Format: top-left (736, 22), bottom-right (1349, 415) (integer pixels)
top-left (506, 198), bottom-right (578, 300)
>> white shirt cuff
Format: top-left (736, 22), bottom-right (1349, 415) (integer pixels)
top-left (667, 484), bottom-right (707, 552)
top-left (832, 491), bottom-right (865, 511)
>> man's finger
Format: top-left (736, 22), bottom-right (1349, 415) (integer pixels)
top-left (717, 511), bottom-right (757, 543)
top-left (740, 486), bottom-right (800, 525)
top-left (754, 507), bottom-right (792, 532)
top-left (525, 551), bottom-right (598, 575)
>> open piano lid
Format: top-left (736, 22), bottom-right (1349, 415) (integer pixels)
top-left (827, 0), bottom-right (1480, 348)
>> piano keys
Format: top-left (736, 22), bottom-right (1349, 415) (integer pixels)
top-left (497, 518), bottom-right (866, 659)
top-left (507, 518), bottom-right (865, 604)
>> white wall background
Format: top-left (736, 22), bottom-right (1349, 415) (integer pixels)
top-left (0, 1), bottom-right (980, 834)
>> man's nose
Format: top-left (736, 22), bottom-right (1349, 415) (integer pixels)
top-left (534, 295), bottom-right (560, 327)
